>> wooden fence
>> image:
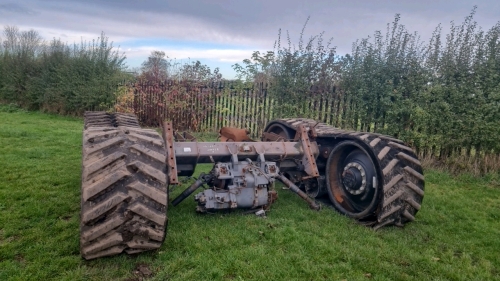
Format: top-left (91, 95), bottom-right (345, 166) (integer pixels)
top-left (115, 81), bottom-right (349, 138)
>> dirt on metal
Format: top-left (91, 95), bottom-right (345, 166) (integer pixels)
top-left (80, 112), bottom-right (168, 260)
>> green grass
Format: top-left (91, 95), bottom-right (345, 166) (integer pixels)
top-left (0, 107), bottom-right (499, 281)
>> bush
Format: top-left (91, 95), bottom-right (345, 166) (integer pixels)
top-left (233, 7), bottom-right (500, 174)
top-left (0, 26), bottom-right (128, 114)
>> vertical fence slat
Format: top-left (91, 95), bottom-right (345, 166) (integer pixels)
top-left (251, 84), bottom-right (258, 137)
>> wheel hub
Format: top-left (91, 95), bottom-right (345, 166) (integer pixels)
top-left (342, 162), bottom-right (367, 195)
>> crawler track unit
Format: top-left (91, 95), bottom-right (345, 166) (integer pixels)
top-left (80, 112), bottom-right (424, 260)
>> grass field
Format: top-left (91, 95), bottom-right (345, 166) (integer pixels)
top-left (0, 106), bottom-right (499, 281)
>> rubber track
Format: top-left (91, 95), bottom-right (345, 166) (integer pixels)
top-left (84, 111), bottom-right (141, 129)
top-left (81, 112), bottom-right (168, 260)
top-left (264, 118), bottom-right (425, 229)
top-left (114, 112), bottom-right (141, 128)
top-left (84, 111), bottom-right (113, 129)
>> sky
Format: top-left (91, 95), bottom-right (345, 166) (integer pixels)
top-left (0, 0), bottom-right (498, 78)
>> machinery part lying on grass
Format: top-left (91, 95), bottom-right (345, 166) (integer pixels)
top-left (81, 112), bottom-right (168, 260)
top-left (168, 124), bottom-right (322, 212)
top-left (263, 118), bottom-right (425, 229)
top-left (80, 112), bottom-right (425, 260)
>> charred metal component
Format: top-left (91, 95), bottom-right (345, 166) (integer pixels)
top-left (283, 171), bottom-right (327, 198)
top-left (278, 174), bottom-right (321, 210)
top-left (166, 117), bottom-right (423, 227)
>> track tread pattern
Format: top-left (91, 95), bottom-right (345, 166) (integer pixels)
top-left (84, 112), bottom-right (113, 129)
top-left (114, 113), bottom-right (140, 127)
top-left (81, 112), bottom-right (168, 260)
top-left (264, 118), bottom-right (425, 229)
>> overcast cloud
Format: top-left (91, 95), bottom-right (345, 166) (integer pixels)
top-left (0, 0), bottom-right (498, 77)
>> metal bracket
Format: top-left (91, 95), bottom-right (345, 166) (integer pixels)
top-left (162, 120), bottom-right (179, 184)
top-left (297, 124), bottom-right (320, 178)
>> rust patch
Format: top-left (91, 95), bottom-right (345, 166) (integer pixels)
top-left (264, 190), bottom-right (278, 210)
top-left (219, 127), bottom-right (254, 142)
top-left (268, 165), bottom-right (276, 173)
top-left (220, 166), bottom-right (228, 174)
top-left (297, 124), bottom-right (319, 177)
top-left (268, 190), bottom-right (278, 204)
top-left (162, 121), bottom-right (179, 184)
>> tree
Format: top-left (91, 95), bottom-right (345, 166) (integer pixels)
top-left (140, 50), bottom-right (169, 81)
top-left (175, 60), bottom-right (222, 82)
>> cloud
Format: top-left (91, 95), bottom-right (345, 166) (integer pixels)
top-left (0, 1), bottom-right (269, 48)
top-left (1, 0), bottom-right (498, 55)
top-left (12, 25), bottom-right (114, 44)
top-left (0, 0), bottom-right (498, 77)
top-left (124, 46), bottom-right (257, 63)
top-left (0, 3), bottom-right (37, 15)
